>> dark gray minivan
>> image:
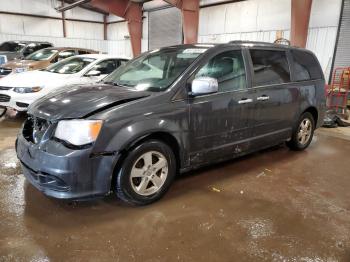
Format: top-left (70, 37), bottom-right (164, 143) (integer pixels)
top-left (16, 41), bottom-right (326, 205)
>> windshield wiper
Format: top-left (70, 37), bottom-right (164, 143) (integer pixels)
top-left (102, 81), bottom-right (114, 85)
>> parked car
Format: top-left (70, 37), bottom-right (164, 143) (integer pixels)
top-left (0, 41), bottom-right (53, 65)
top-left (0, 54), bottom-right (129, 112)
top-left (15, 42), bottom-right (326, 205)
top-left (0, 47), bottom-right (98, 78)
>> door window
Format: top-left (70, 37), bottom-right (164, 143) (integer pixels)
top-left (33, 44), bottom-right (47, 52)
top-left (291, 50), bottom-right (323, 81)
top-left (41, 43), bottom-right (53, 49)
top-left (120, 59), bottom-right (128, 66)
top-left (87, 59), bottom-right (119, 75)
top-left (250, 50), bottom-right (291, 87)
top-left (57, 50), bottom-right (76, 61)
top-left (195, 50), bottom-right (247, 92)
top-left (78, 50), bottom-right (92, 55)
top-left (22, 44), bottom-right (37, 56)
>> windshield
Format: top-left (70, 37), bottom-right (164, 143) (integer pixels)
top-left (103, 47), bottom-right (207, 92)
top-left (25, 49), bottom-right (58, 61)
top-left (45, 56), bottom-right (95, 74)
top-left (0, 42), bottom-right (26, 52)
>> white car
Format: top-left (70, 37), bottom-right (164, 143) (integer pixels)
top-left (0, 54), bottom-right (129, 112)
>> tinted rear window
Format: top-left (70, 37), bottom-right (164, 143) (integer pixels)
top-left (250, 49), bottom-right (291, 87)
top-left (291, 50), bottom-right (323, 81)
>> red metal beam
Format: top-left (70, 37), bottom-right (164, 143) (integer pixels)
top-left (90, 0), bottom-right (142, 57)
top-left (164, 0), bottom-right (200, 44)
top-left (290, 0), bottom-right (313, 48)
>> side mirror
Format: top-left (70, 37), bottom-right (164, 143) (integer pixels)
top-left (191, 77), bottom-right (218, 96)
top-left (85, 70), bottom-right (101, 77)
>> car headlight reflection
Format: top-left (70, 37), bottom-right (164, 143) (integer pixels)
top-left (13, 86), bottom-right (43, 93)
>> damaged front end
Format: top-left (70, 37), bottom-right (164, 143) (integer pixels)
top-left (15, 84), bottom-right (152, 199)
top-left (16, 113), bottom-right (119, 199)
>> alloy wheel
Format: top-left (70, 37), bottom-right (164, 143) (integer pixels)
top-left (129, 151), bottom-right (168, 196)
top-left (297, 118), bottom-right (312, 146)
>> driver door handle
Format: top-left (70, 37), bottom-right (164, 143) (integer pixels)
top-left (257, 95), bottom-right (270, 101)
top-left (238, 98), bottom-right (253, 104)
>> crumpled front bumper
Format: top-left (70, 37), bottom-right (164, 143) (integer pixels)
top-left (16, 133), bottom-right (118, 200)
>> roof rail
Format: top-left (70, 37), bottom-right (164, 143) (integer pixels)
top-left (229, 40), bottom-right (277, 45)
top-left (229, 40), bottom-right (293, 48)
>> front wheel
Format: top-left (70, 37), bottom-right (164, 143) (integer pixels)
top-left (287, 112), bottom-right (315, 151)
top-left (114, 140), bottom-right (176, 205)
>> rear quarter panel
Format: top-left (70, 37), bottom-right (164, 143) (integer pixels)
top-left (296, 79), bottom-right (326, 128)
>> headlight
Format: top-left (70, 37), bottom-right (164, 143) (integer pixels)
top-left (13, 86), bottom-right (43, 93)
top-left (54, 120), bottom-right (103, 146)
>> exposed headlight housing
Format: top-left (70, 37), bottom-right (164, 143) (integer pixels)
top-left (54, 119), bottom-right (103, 147)
top-left (13, 86), bottom-right (43, 93)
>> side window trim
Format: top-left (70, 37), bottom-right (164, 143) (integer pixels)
top-left (187, 47), bottom-right (248, 96)
top-left (242, 47), bottom-right (254, 89)
top-left (287, 49), bottom-right (298, 82)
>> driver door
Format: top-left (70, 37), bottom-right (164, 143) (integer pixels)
top-left (188, 48), bottom-right (255, 165)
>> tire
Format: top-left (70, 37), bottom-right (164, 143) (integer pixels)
top-left (287, 112), bottom-right (315, 151)
top-left (115, 140), bottom-right (176, 205)
top-left (0, 107), bottom-right (6, 118)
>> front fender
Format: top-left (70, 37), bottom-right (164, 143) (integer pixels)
top-left (93, 114), bottom-right (189, 168)
top-left (110, 118), bottom-right (184, 151)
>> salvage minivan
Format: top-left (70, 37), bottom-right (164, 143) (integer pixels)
top-left (16, 41), bottom-right (326, 205)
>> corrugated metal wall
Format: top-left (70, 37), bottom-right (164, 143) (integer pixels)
top-left (0, 33), bottom-right (108, 53)
top-left (332, 0), bottom-right (350, 72)
top-left (0, 0), bottom-right (108, 53)
top-left (306, 27), bottom-right (339, 81)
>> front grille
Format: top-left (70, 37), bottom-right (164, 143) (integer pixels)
top-left (0, 68), bottom-right (12, 76)
top-left (23, 116), bottom-right (51, 144)
top-left (0, 86), bottom-right (12, 90)
top-left (0, 94), bottom-right (10, 102)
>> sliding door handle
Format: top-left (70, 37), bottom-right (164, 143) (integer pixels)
top-left (257, 96), bottom-right (270, 101)
top-left (238, 98), bottom-right (253, 104)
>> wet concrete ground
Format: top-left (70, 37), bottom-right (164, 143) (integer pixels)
top-left (1, 115), bottom-right (350, 262)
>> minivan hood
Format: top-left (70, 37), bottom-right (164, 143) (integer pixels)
top-left (28, 84), bottom-right (151, 121)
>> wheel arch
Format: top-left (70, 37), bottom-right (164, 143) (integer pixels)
top-left (302, 106), bottom-right (318, 126)
top-left (110, 131), bottom-right (182, 191)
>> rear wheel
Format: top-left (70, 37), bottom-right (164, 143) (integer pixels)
top-left (287, 112), bottom-right (315, 151)
top-left (115, 140), bottom-right (176, 205)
